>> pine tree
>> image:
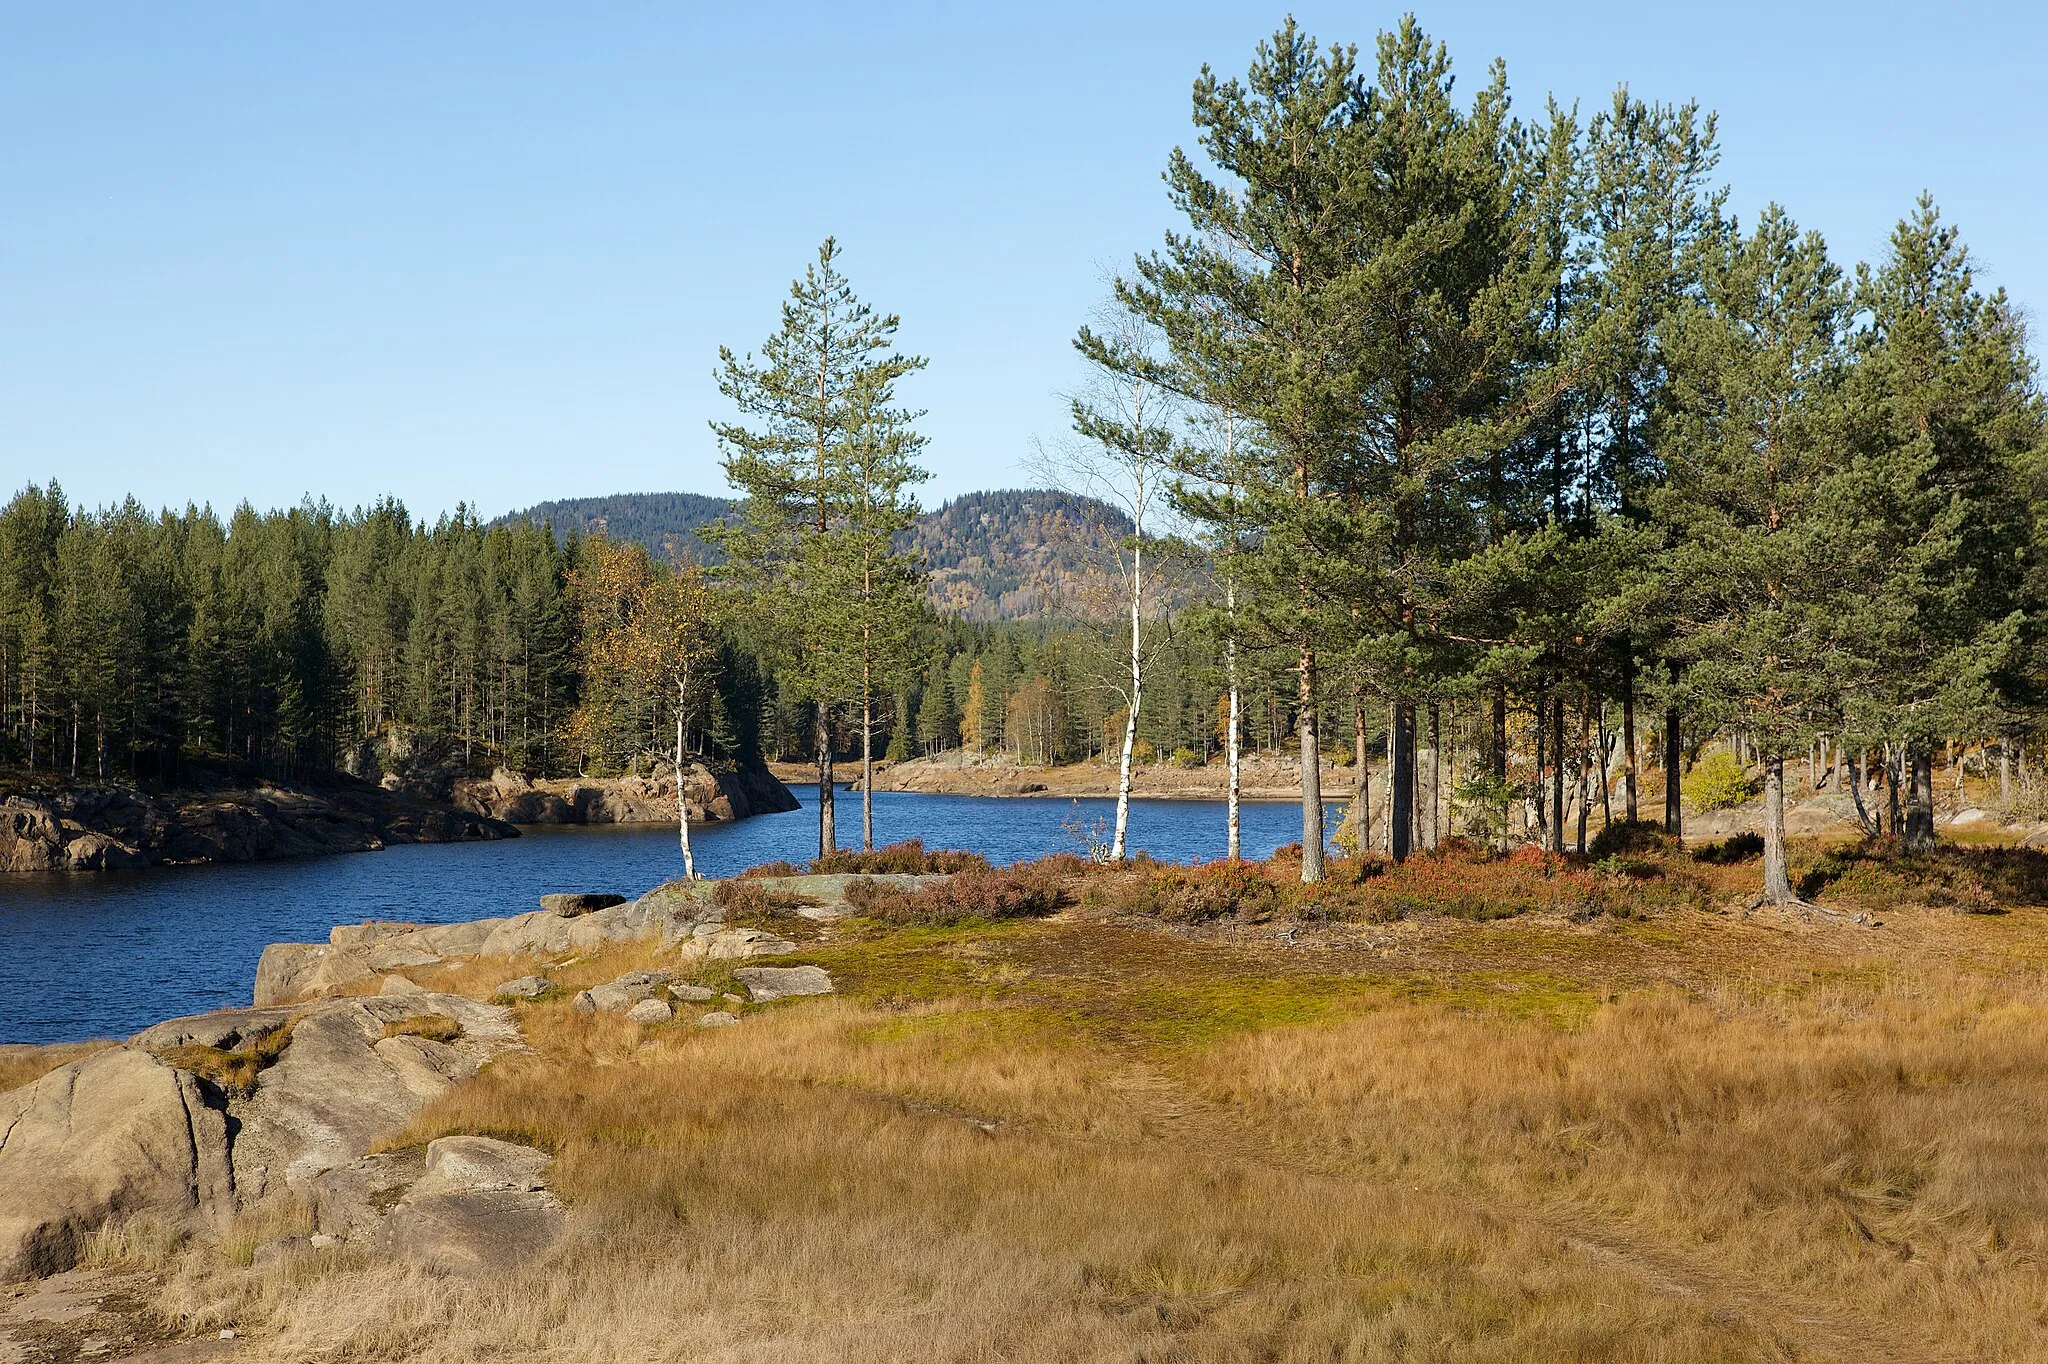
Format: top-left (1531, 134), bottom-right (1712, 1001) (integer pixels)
top-left (1835, 198), bottom-right (2041, 850)
top-left (1654, 206), bottom-right (1851, 904)
top-left (707, 238), bottom-right (924, 856)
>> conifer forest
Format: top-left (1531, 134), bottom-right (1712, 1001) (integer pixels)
top-left (3, 20), bottom-right (2042, 904)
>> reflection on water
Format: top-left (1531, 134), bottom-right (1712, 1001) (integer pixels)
top-left (0, 789), bottom-right (1336, 1044)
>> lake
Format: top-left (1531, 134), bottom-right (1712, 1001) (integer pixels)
top-left (0, 789), bottom-right (1335, 1044)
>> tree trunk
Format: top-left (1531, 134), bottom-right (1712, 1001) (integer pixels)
top-left (1596, 704), bottom-right (1613, 832)
top-left (1226, 632), bottom-right (1241, 861)
top-left (1533, 694), bottom-right (1548, 846)
top-left (1884, 742), bottom-right (1903, 839)
top-left (1390, 701), bottom-right (1415, 863)
top-left (1621, 662), bottom-right (1639, 823)
top-left (674, 699), bottom-right (696, 880)
top-left (1426, 703), bottom-right (1441, 850)
top-left (1297, 648), bottom-right (1324, 882)
top-left (1760, 754), bottom-right (1795, 904)
top-left (861, 684), bottom-right (874, 854)
top-left (1491, 684), bottom-right (1508, 851)
top-left (1663, 701), bottom-right (1682, 839)
top-left (816, 701), bottom-right (835, 858)
top-left (1110, 548), bottom-right (1144, 862)
top-left (1549, 694), bottom-right (1566, 856)
top-left (1903, 747), bottom-right (1936, 852)
top-left (1575, 690), bottom-right (1591, 854)
top-left (1847, 750), bottom-right (1880, 838)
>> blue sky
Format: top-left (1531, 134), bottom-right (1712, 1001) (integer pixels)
top-left (3, 2), bottom-right (2042, 521)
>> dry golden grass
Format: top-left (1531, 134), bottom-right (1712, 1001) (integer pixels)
top-left (0, 1038), bottom-right (114, 1092)
top-left (150, 844), bottom-right (2048, 1362)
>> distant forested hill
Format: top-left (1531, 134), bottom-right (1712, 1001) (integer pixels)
top-left (494, 491), bottom-right (733, 563)
top-left (495, 487), bottom-right (1125, 620)
top-left (908, 489), bottom-right (1127, 621)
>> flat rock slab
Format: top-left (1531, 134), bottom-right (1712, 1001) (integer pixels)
top-left (733, 965), bottom-right (835, 1003)
top-left (540, 892), bottom-right (626, 917)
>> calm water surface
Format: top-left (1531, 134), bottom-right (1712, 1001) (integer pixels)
top-left (0, 789), bottom-right (1332, 1043)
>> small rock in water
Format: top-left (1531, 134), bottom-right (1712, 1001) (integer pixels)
top-left (625, 998), bottom-right (673, 1024)
top-left (696, 1011), bottom-right (739, 1028)
top-left (540, 892), bottom-right (627, 918)
top-left (493, 975), bottom-right (549, 1001)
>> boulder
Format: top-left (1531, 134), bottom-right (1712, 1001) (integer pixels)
top-left (255, 942), bottom-right (376, 1007)
top-left (492, 976), bottom-right (550, 1001)
top-left (539, 893), bottom-right (626, 918)
top-left (62, 832), bottom-right (149, 870)
top-left (625, 998), bottom-right (673, 1024)
top-left (0, 1048), bottom-right (233, 1281)
top-left (734, 965), bottom-right (835, 1003)
top-left (379, 975), bottom-right (426, 995)
top-left (0, 796), bottom-right (66, 871)
top-left (572, 970), bottom-right (669, 1015)
top-left (696, 1011), bottom-right (739, 1028)
top-left (375, 1137), bottom-right (565, 1276)
top-left (668, 983), bottom-right (715, 1003)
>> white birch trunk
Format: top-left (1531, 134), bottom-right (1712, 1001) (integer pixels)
top-left (1111, 540), bottom-right (1141, 862)
top-left (1225, 611), bottom-right (1241, 861)
top-left (674, 684), bottom-right (696, 880)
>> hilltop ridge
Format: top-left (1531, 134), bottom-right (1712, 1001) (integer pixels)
top-left (496, 487), bottom-right (1127, 621)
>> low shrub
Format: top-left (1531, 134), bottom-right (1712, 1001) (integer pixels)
top-left (811, 839), bottom-right (990, 875)
top-left (1095, 860), bottom-right (1281, 924)
top-left (847, 862), bottom-right (1067, 925)
top-left (1794, 842), bottom-right (2048, 912)
top-left (712, 878), bottom-right (816, 917)
top-left (738, 860), bottom-right (806, 879)
top-left (1688, 750), bottom-right (1754, 813)
top-left (1588, 819), bottom-right (1670, 859)
top-left (1692, 832), bottom-right (1764, 864)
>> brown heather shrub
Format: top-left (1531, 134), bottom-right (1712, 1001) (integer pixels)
top-left (737, 859), bottom-right (806, 879)
top-left (845, 862), bottom-right (1065, 925)
top-left (811, 839), bottom-right (990, 875)
top-left (711, 878), bottom-right (815, 918)
top-left (1091, 859), bottom-right (1282, 923)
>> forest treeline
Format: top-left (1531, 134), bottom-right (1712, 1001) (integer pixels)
top-left (3, 18), bottom-right (2044, 904)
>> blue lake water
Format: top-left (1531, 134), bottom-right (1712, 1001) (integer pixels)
top-left (0, 789), bottom-right (1333, 1044)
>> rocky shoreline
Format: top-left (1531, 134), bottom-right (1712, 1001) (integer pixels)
top-left (0, 778), bottom-right (518, 873)
top-left (450, 762), bottom-right (797, 827)
top-left (0, 762), bottom-right (798, 874)
top-left (0, 871), bottom-right (900, 1286)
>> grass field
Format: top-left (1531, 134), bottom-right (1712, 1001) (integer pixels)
top-left (56, 838), bottom-right (2048, 1360)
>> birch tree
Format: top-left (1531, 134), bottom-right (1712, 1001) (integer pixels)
top-left (1054, 307), bottom-right (1178, 862)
